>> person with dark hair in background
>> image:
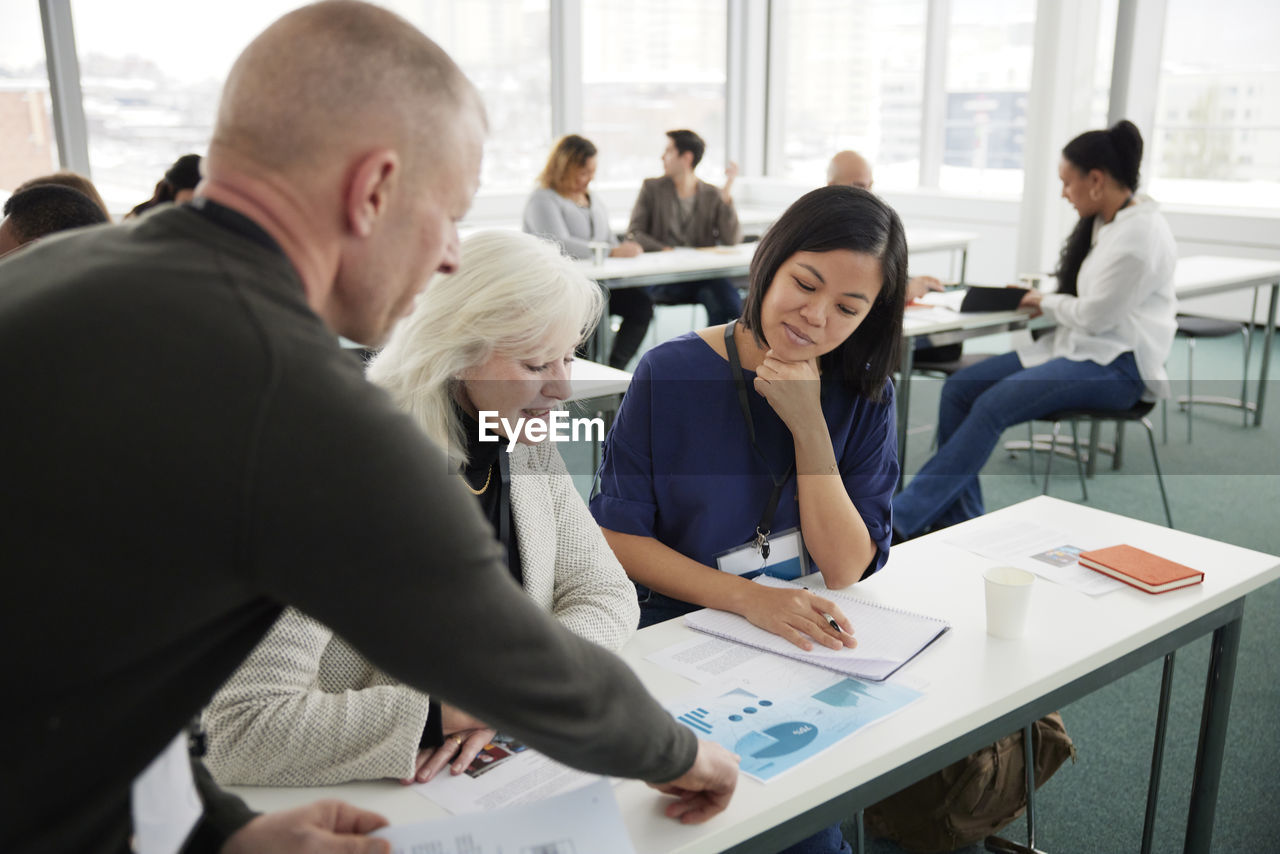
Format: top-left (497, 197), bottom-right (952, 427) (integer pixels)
top-left (627, 128), bottom-right (744, 325)
top-left (0, 3), bottom-right (737, 853)
top-left (523, 134), bottom-right (653, 368)
top-left (13, 170), bottom-right (112, 220)
top-left (892, 120), bottom-right (1176, 539)
top-left (0, 183), bottom-right (109, 257)
top-left (128, 152), bottom-right (203, 218)
top-left (594, 184), bottom-right (906, 854)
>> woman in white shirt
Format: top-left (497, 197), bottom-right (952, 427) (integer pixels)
top-left (202, 231), bottom-right (640, 787)
top-left (893, 120), bottom-right (1176, 538)
top-left (523, 134), bottom-right (652, 369)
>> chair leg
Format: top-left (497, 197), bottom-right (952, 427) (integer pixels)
top-left (1161, 397), bottom-right (1168, 445)
top-left (1070, 419), bottom-right (1087, 501)
top-left (1186, 337), bottom-right (1195, 443)
top-left (1042, 422), bottom-right (1060, 495)
top-left (1112, 419), bottom-right (1126, 470)
top-left (1141, 417), bottom-right (1174, 528)
top-left (1240, 320), bottom-right (1253, 429)
top-left (1244, 290), bottom-right (1258, 427)
top-left (1027, 422), bottom-right (1036, 480)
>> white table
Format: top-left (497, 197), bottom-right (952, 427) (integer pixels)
top-left (568, 358), bottom-right (633, 401)
top-left (568, 358), bottom-right (632, 468)
top-left (579, 229), bottom-right (977, 292)
top-left (226, 497), bottom-right (1278, 853)
top-left (897, 296), bottom-right (1049, 482)
top-left (1172, 255), bottom-right (1280, 428)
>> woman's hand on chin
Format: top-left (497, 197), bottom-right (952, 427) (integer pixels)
top-left (753, 351), bottom-right (822, 431)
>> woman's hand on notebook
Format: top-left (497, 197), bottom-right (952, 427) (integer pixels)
top-left (737, 583), bottom-right (856, 651)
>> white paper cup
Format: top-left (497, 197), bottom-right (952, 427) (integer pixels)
top-left (588, 241), bottom-right (609, 266)
top-left (984, 566), bottom-right (1035, 639)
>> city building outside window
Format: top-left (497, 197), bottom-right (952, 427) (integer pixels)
top-left (581, 0), bottom-right (728, 185)
top-left (1151, 0), bottom-right (1280, 209)
top-left (66, 0), bottom-right (550, 214)
top-left (0, 2), bottom-right (59, 198)
top-left (774, 0), bottom-right (927, 190)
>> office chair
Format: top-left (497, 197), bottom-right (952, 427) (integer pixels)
top-left (1035, 401), bottom-right (1173, 528)
top-left (1163, 310), bottom-right (1254, 443)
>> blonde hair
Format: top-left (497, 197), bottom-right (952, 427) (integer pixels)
top-left (367, 230), bottom-right (604, 468)
top-left (536, 135), bottom-right (597, 195)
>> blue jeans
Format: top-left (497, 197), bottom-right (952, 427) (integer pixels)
top-left (650, 277), bottom-right (743, 325)
top-left (893, 350), bottom-right (1145, 538)
top-left (777, 825), bottom-right (852, 854)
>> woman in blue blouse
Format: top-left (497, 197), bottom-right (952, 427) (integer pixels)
top-left (591, 185), bottom-right (905, 854)
top-left (592, 184), bottom-right (904, 646)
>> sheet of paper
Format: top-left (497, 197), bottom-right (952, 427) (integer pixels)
top-left (943, 521), bottom-right (1124, 595)
top-left (646, 634), bottom-right (784, 684)
top-left (411, 733), bottom-right (599, 815)
top-left (667, 655), bottom-right (921, 782)
top-left (377, 778), bottom-right (635, 854)
top-left (903, 305), bottom-right (962, 328)
top-left (916, 289), bottom-right (967, 311)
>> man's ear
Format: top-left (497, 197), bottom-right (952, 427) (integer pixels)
top-left (345, 149), bottom-right (400, 238)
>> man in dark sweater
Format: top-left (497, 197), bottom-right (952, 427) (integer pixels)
top-left (0, 3), bottom-right (737, 853)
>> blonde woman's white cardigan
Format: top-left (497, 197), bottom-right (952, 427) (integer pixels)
top-left (202, 441), bottom-right (638, 786)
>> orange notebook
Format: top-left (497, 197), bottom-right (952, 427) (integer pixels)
top-left (1077, 545), bottom-right (1204, 594)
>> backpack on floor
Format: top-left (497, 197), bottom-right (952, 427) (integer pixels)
top-left (864, 712), bottom-right (1076, 853)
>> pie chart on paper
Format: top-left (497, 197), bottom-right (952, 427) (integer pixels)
top-left (734, 721), bottom-right (819, 758)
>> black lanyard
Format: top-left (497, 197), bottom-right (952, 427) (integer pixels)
top-left (724, 320), bottom-right (793, 559)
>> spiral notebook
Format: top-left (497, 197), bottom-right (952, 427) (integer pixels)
top-left (684, 576), bottom-right (950, 682)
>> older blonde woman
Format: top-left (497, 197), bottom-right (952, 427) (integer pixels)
top-left (203, 230), bottom-right (639, 787)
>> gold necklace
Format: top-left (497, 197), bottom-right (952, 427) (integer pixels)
top-left (460, 463), bottom-right (493, 495)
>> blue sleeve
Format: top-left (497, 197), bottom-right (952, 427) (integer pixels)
top-left (590, 357), bottom-right (658, 537)
top-left (839, 379), bottom-right (899, 577)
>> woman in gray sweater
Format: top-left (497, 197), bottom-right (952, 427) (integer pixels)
top-left (523, 134), bottom-right (653, 369)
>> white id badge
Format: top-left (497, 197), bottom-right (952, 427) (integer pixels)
top-left (715, 527), bottom-right (810, 580)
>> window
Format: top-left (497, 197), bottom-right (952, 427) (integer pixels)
top-left (1152, 0), bottom-right (1280, 208)
top-left (0, 2), bottom-right (58, 198)
top-left (397, 0), bottom-right (551, 191)
top-left (939, 0), bottom-right (1036, 195)
top-left (1089, 0), bottom-right (1118, 128)
top-left (67, 0), bottom-right (550, 213)
top-left (773, 0), bottom-right (927, 189)
top-left (581, 0), bottom-right (727, 185)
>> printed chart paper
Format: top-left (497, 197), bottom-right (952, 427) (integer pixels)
top-left (666, 655), bottom-right (920, 782)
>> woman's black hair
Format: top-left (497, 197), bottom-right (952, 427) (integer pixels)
top-left (129, 153), bottom-right (202, 218)
top-left (1054, 120), bottom-right (1144, 296)
top-left (740, 185), bottom-right (907, 401)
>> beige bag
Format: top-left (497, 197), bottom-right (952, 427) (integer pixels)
top-left (864, 712), bottom-right (1076, 853)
